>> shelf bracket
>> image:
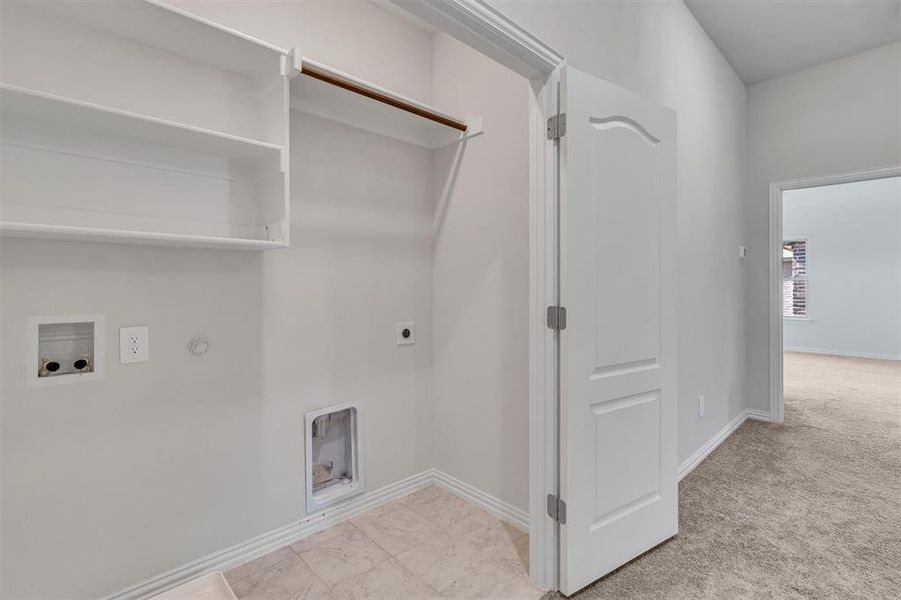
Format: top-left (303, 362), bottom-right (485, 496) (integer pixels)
top-left (283, 48), bottom-right (302, 79)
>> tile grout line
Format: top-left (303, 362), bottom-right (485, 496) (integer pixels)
top-left (382, 487), bottom-right (536, 596)
top-left (290, 540), bottom-right (339, 596)
top-left (381, 495), bottom-right (452, 597)
top-left (322, 499), bottom-right (442, 596)
top-left (329, 520), bottom-right (392, 590)
top-left (226, 486), bottom-right (535, 599)
top-left (380, 487), bottom-right (534, 595)
top-left (368, 489), bottom-right (462, 596)
top-left (345, 488), bottom-right (467, 597)
top-left (224, 545), bottom-right (299, 588)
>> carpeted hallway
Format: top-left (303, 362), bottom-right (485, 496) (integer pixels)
top-left (548, 352), bottom-right (900, 599)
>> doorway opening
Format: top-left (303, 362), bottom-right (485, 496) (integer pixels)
top-left (770, 167), bottom-right (901, 424)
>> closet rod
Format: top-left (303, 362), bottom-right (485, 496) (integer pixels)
top-left (300, 63), bottom-right (468, 133)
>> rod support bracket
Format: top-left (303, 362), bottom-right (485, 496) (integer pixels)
top-left (283, 48), bottom-right (302, 78)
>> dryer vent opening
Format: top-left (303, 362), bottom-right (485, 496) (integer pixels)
top-left (305, 404), bottom-right (362, 513)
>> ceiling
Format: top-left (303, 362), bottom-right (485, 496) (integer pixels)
top-left (685, 0), bottom-right (901, 84)
top-left (370, 0), bottom-right (437, 32)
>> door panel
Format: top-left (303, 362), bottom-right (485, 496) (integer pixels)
top-left (591, 119), bottom-right (661, 373)
top-left (592, 391), bottom-right (660, 526)
top-left (560, 66), bottom-right (677, 595)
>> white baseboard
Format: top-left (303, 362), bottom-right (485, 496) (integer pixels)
top-left (432, 469), bottom-right (529, 532)
top-left (745, 408), bottom-right (773, 422)
top-left (105, 470), bottom-right (433, 600)
top-left (104, 412), bottom-right (777, 599)
top-left (106, 469), bottom-right (526, 600)
top-left (677, 409), bottom-right (770, 481)
top-left (784, 346), bottom-right (901, 361)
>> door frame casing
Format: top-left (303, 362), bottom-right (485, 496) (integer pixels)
top-left (388, 0), bottom-right (565, 591)
top-left (768, 164), bottom-right (901, 423)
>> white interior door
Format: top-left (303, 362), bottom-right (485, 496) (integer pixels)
top-left (559, 66), bottom-right (678, 595)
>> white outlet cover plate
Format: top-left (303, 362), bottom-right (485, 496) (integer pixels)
top-left (120, 326), bottom-right (150, 364)
top-left (396, 322), bottom-right (415, 345)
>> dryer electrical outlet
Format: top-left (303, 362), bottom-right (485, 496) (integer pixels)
top-left (120, 326), bottom-right (149, 364)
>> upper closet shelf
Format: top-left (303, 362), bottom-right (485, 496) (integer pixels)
top-left (29, 0), bottom-right (286, 80)
top-left (0, 222), bottom-right (287, 251)
top-left (289, 57), bottom-right (484, 149)
top-left (0, 1), bottom-right (290, 252)
top-left (0, 84), bottom-right (284, 167)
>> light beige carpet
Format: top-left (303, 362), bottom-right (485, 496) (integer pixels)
top-left (546, 352), bottom-right (901, 599)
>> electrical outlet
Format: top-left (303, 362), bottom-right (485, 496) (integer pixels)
top-left (698, 395), bottom-right (705, 419)
top-left (396, 322), bottom-right (415, 345)
top-left (120, 326), bottom-right (149, 364)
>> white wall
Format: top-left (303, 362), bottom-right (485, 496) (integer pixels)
top-left (259, 112), bottom-right (436, 520)
top-left (430, 34), bottom-right (530, 510)
top-left (746, 43), bottom-right (901, 411)
top-left (0, 243), bottom-right (266, 599)
top-left (783, 177), bottom-right (901, 360)
top-left (0, 3), bottom-right (438, 598)
top-left (488, 0), bottom-right (749, 460)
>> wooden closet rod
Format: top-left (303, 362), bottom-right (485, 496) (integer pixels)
top-left (300, 63), bottom-right (468, 133)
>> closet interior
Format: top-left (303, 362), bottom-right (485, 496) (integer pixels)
top-left (0, 1), bottom-right (482, 250)
top-left (0, 0), bottom-right (290, 249)
top-left (0, 2), bottom-right (530, 594)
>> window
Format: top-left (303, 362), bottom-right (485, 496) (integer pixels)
top-left (782, 240), bottom-right (808, 317)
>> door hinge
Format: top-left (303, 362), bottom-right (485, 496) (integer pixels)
top-left (547, 305), bottom-right (567, 331)
top-left (547, 494), bottom-right (567, 524)
top-left (547, 113), bottom-right (566, 140)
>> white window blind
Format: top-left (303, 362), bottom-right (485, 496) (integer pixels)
top-left (782, 240), bottom-right (808, 317)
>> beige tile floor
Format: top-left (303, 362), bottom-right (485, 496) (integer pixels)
top-left (225, 485), bottom-right (542, 600)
